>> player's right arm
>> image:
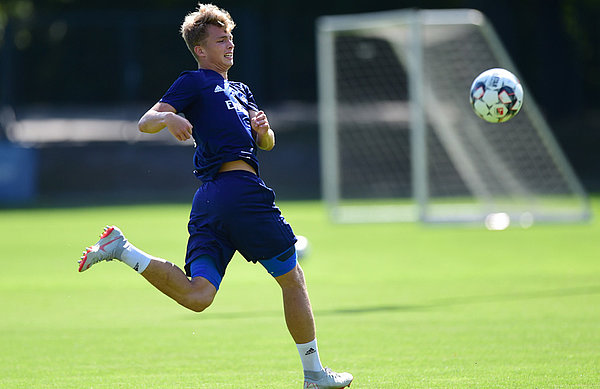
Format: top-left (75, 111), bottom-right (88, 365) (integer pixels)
top-left (138, 102), bottom-right (193, 142)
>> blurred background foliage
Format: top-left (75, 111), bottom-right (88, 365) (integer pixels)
top-left (0, 0), bottom-right (598, 194)
top-left (1, 0), bottom-right (598, 108)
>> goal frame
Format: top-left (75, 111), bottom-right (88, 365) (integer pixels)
top-left (316, 8), bottom-right (591, 225)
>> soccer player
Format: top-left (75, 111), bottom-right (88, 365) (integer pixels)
top-left (78, 3), bottom-right (353, 388)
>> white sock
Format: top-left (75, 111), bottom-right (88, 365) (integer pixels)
top-left (296, 339), bottom-right (324, 372)
top-left (119, 242), bottom-right (152, 274)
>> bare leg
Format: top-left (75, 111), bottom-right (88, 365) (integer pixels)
top-left (275, 263), bottom-right (316, 344)
top-left (141, 259), bottom-right (217, 313)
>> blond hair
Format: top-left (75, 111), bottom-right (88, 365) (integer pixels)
top-left (180, 3), bottom-right (235, 61)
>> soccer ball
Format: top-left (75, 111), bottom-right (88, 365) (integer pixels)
top-left (469, 68), bottom-right (523, 123)
top-left (295, 235), bottom-right (310, 260)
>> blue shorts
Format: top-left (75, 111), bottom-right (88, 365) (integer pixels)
top-left (184, 170), bottom-right (297, 289)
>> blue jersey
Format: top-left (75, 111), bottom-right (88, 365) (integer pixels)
top-left (159, 69), bottom-right (260, 181)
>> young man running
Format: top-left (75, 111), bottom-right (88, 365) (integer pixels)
top-left (78, 3), bottom-right (352, 388)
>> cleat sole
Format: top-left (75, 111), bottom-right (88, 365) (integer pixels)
top-left (101, 226), bottom-right (114, 239)
top-left (78, 247), bottom-right (92, 272)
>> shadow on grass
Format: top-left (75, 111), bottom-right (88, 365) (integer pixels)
top-left (427, 285), bottom-right (600, 309)
top-left (192, 285), bottom-right (600, 320)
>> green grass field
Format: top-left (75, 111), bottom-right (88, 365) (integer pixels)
top-left (1, 199), bottom-right (599, 388)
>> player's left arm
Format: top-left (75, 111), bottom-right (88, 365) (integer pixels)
top-left (250, 110), bottom-right (275, 151)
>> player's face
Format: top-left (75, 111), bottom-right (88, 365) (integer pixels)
top-left (197, 24), bottom-right (234, 74)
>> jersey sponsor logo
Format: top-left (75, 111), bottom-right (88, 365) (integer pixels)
top-left (214, 85), bottom-right (225, 93)
top-left (225, 99), bottom-right (247, 114)
top-left (225, 100), bottom-right (236, 110)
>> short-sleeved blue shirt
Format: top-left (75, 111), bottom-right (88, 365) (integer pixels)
top-left (159, 69), bottom-right (260, 181)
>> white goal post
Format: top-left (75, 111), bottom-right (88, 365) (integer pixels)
top-left (316, 9), bottom-right (591, 226)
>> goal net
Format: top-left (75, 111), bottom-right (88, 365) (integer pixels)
top-left (317, 9), bottom-right (591, 226)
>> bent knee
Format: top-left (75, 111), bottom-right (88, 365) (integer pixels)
top-left (188, 301), bottom-right (211, 313)
top-left (182, 276), bottom-right (217, 312)
top-left (183, 293), bottom-right (215, 313)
